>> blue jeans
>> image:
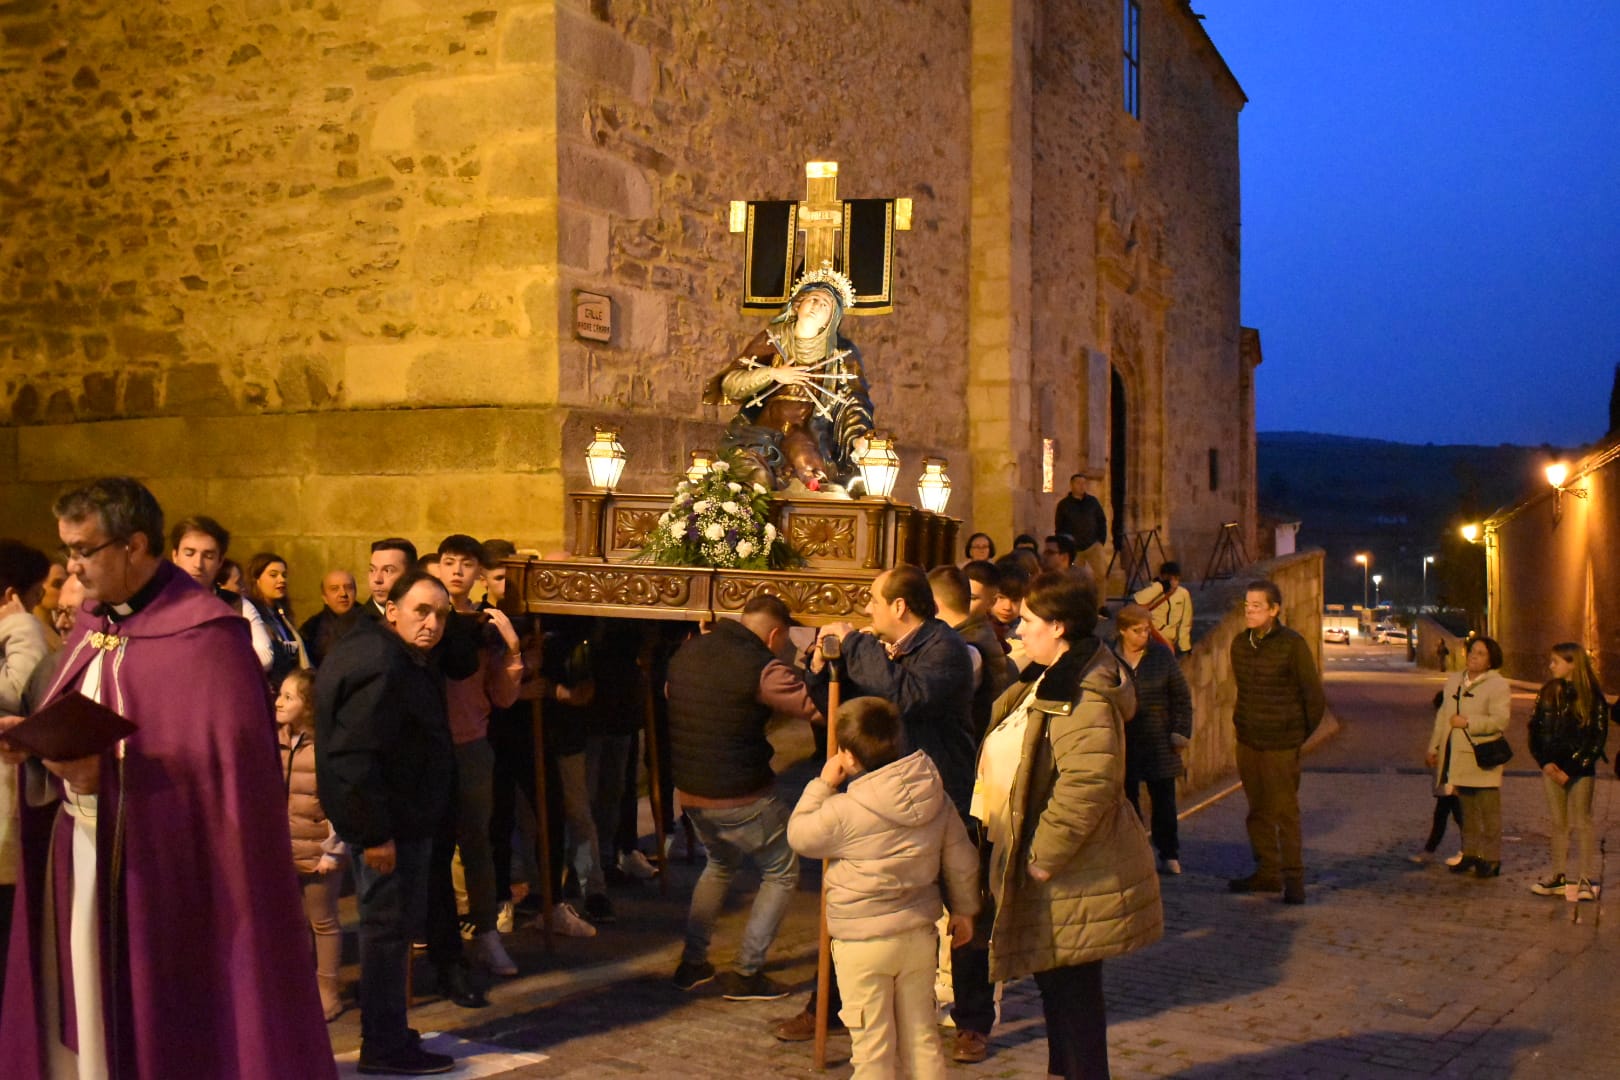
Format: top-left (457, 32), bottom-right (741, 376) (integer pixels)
top-left (683, 795), bottom-right (798, 975)
top-left (352, 837), bottom-right (433, 1059)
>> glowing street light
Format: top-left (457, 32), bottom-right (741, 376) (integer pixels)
top-left (1372, 573), bottom-right (1383, 609)
top-left (1354, 552), bottom-right (1370, 611)
top-left (1421, 554), bottom-right (1435, 612)
top-left (1460, 523), bottom-right (1480, 544)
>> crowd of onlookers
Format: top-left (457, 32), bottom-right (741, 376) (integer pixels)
top-left (0, 470), bottom-right (1612, 1078)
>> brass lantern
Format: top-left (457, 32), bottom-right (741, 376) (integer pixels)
top-left (916, 458), bottom-right (952, 514)
top-left (686, 450), bottom-right (713, 484)
top-left (855, 432), bottom-right (901, 499)
top-left (585, 427), bottom-right (628, 491)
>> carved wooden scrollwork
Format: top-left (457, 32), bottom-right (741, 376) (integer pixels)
top-left (788, 514), bottom-right (857, 560)
top-left (612, 508), bottom-right (663, 551)
top-left (713, 574), bottom-right (873, 619)
top-left (524, 565), bottom-right (693, 609)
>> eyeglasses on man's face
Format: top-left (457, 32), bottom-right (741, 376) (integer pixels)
top-left (59, 538), bottom-right (121, 564)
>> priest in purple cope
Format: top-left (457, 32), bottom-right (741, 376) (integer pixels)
top-left (0, 477), bottom-right (336, 1079)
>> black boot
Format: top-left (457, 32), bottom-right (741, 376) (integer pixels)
top-left (1470, 860), bottom-right (1501, 878)
top-left (1448, 855), bottom-right (1480, 874)
top-left (434, 959), bottom-right (489, 1008)
top-left (1227, 872), bottom-right (1282, 894)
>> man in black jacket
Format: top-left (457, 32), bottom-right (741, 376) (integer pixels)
top-left (666, 595), bottom-right (823, 1002)
top-left (1054, 472), bottom-right (1108, 588)
top-left (1227, 580), bottom-right (1325, 905)
top-left (316, 570), bottom-right (459, 1076)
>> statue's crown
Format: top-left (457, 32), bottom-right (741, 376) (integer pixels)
top-left (792, 261), bottom-right (856, 311)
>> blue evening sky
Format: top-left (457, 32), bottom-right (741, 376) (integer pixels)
top-left (1196, 3), bottom-right (1620, 446)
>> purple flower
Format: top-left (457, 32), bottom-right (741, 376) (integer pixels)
top-left (725, 528), bottom-right (739, 543)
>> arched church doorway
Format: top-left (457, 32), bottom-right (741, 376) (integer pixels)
top-left (1110, 366), bottom-right (1128, 549)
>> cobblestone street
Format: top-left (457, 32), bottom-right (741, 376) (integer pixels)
top-left (329, 646), bottom-right (1620, 1077)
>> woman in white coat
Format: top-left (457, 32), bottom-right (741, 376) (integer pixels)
top-left (1426, 637), bottom-right (1512, 877)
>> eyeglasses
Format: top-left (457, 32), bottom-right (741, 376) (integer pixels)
top-left (59, 538), bottom-right (122, 564)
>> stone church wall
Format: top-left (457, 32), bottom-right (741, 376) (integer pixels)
top-left (1, 0), bottom-right (1244, 614)
top-left (1023, 0), bottom-right (1245, 569)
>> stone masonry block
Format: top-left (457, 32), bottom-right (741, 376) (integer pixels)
top-left (342, 342), bottom-right (415, 407)
top-left (404, 340), bottom-right (554, 406)
top-left (372, 74), bottom-right (556, 155)
top-left (556, 205), bottom-right (607, 273)
top-left (486, 140), bottom-right (558, 201)
top-left (557, 142), bottom-right (652, 217)
top-left (414, 206), bottom-right (557, 279)
top-left (18, 418), bottom-right (184, 484)
top-left (202, 476), bottom-right (305, 538)
top-left (312, 407), bottom-right (561, 476)
top-left (510, 5), bottom-right (652, 105)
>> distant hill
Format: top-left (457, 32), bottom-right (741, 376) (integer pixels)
top-left (1257, 431), bottom-right (1566, 610)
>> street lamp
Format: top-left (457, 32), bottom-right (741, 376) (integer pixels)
top-left (1460, 523), bottom-right (1480, 543)
top-left (1545, 460), bottom-right (1588, 523)
top-left (1354, 552), bottom-right (1370, 612)
top-left (1421, 554), bottom-right (1435, 612)
top-left (1372, 573), bottom-right (1382, 609)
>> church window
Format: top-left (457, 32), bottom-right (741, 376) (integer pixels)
top-left (1123, 0), bottom-right (1142, 119)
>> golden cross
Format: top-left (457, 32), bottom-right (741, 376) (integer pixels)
top-left (797, 161), bottom-right (844, 276)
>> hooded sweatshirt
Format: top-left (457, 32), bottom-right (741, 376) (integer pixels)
top-left (788, 749), bottom-right (980, 942)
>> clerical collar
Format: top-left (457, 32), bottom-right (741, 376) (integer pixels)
top-left (104, 569), bottom-right (165, 623)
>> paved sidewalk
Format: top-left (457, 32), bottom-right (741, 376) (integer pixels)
top-left (324, 652), bottom-right (1620, 1077)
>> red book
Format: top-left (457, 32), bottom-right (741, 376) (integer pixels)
top-left (3, 692), bottom-right (138, 761)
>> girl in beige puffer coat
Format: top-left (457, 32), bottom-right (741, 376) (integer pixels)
top-left (277, 668), bottom-right (348, 1020)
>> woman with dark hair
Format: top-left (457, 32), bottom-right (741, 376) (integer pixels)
top-left (0, 539), bottom-right (53, 1011)
top-left (1114, 603), bottom-right (1193, 875)
top-left (1527, 642), bottom-right (1610, 900)
top-left (976, 572), bottom-right (1162, 1078)
top-left (1425, 636), bottom-right (1511, 878)
top-left (244, 552), bottom-right (307, 692)
top-left (962, 532), bottom-right (996, 565)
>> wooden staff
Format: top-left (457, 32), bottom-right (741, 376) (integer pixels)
top-left (813, 632), bottom-right (843, 1070)
top-left (532, 692), bottom-right (554, 951)
top-left (643, 652), bottom-right (670, 897)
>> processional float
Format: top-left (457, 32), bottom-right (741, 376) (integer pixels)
top-left (502, 168), bottom-right (953, 1061)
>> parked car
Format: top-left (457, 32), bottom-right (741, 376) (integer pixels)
top-left (1323, 627), bottom-right (1351, 644)
top-left (1376, 626), bottom-right (1408, 645)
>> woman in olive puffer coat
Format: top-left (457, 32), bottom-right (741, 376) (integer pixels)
top-left (977, 573), bottom-right (1162, 1080)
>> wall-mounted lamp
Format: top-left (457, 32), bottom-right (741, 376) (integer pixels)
top-left (917, 458), bottom-right (952, 514)
top-left (1460, 523), bottom-right (1480, 544)
top-left (855, 432), bottom-right (901, 499)
top-left (585, 427), bottom-right (628, 491)
top-left (1546, 460), bottom-right (1587, 523)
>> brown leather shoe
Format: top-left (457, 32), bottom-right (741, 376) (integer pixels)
top-left (774, 1010), bottom-right (843, 1042)
top-left (952, 1029), bottom-right (990, 1063)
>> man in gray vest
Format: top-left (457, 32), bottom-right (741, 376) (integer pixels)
top-left (666, 595), bottom-right (823, 1002)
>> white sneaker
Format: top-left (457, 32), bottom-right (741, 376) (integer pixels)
top-left (536, 901), bottom-right (597, 938)
top-left (1162, 858), bottom-right (1182, 876)
top-left (620, 850), bottom-right (660, 880)
top-left (472, 929), bottom-right (518, 976)
top-left (496, 901), bottom-right (514, 935)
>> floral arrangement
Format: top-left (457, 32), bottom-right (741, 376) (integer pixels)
top-left (638, 456), bottom-right (801, 570)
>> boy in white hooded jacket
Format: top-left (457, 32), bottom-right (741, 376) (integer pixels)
top-left (789, 696), bottom-right (980, 1079)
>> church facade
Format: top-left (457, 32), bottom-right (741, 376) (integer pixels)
top-left (0, 0), bottom-right (1252, 608)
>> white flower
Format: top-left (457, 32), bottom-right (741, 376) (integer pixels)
top-left (711, 460), bottom-right (729, 472)
top-left (658, 512), bottom-right (670, 525)
top-left (736, 540), bottom-right (755, 559)
top-left (667, 520), bottom-right (685, 538)
top-left (728, 482), bottom-right (743, 493)
top-left (753, 483), bottom-right (767, 494)
top-left (704, 523), bottom-right (725, 541)
top-left (764, 523), bottom-right (777, 542)
top-left (693, 499), bottom-right (711, 513)
top-left (720, 500), bottom-right (739, 515)
top-left (675, 481), bottom-right (691, 493)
